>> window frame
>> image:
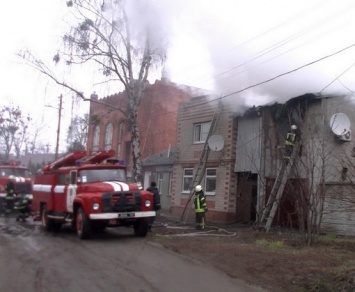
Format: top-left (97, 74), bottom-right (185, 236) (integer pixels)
top-left (193, 121), bottom-right (211, 143)
top-left (93, 125), bottom-right (100, 152)
top-left (204, 168), bottom-right (217, 195)
top-left (182, 168), bottom-right (194, 193)
top-left (104, 123), bottom-right (113, 150)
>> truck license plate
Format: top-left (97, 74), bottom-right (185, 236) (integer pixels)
top-left (118, 212), bottom-right (134, 218)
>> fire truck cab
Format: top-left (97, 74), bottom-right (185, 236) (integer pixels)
top-left (0, 160), bottom-right (32, 212)
top-left (32, 149), bottom-right (156, 239)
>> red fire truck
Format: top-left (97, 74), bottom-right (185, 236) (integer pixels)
top-left (0, 160), bottom-right (32, 212)
top-left (32, 149), bottom-right (156, 239)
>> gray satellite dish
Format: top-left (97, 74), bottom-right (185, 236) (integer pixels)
top-left (208, 134), bottom-right (224, 151)
top-left (330, 113), bottom-right (351, 136)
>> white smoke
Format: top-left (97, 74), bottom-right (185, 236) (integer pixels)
top-left (162, 0), bottom-right (355, 109)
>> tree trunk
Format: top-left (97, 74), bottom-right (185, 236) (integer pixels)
top-left (128, 99), bottom-right (143, 184)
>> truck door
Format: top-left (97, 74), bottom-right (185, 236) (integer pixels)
top-left (66, 170), bottom-right (77, 213)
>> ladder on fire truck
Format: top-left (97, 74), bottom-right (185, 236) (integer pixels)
top-left (258, 141), bottom-right (300, 231)
top-left (80, 149), bottom-right (116, 164)
top-left (180, 100), bottom-right (223, 222)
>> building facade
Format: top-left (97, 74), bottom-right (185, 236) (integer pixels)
top-left (86, 79), bottom-right (204, 208)
top-left (236, 93), bottom-right (355, 235)
top-left (170, 96), bottom-right (238, 223)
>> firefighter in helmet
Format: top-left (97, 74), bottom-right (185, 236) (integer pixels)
top-left (284, 125), bottom-right (298, 164)
top-left (193, 185), bottom-right (208, 230)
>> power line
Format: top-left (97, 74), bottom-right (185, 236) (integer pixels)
top-left (320, 62), bottom-right (355, 93)
top-left (189, 42), bottom-right (355, 108)
top-left (170, 1), bottom-right (355, 95)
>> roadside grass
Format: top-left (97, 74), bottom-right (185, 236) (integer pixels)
top-left (255, 239), bottom-right (285, 248)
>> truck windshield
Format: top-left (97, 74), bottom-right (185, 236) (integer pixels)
top-left (0, 168), bottom-right (30, 177)
top-left (79, 169), bottom-right (126, 183)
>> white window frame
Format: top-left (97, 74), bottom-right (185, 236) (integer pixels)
top-left (157, 172), bottom-right (163, 192)
top-left (193, 121), bottom-right (211, 143)
top-left (204, 168), bottom-right (216, 195)
top-left (104, 123), bottom-right (113, 150)
top-left (93, 125), bottom-right (100, 152)
top-left (182, 168), bottom-right (194, 193)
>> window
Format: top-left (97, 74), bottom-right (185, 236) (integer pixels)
top-left (205, 168), bottom-right (216, 194)
top-left (79, 169), bottom-right (126, 183)
top-left (93, 125), bottom-right (100, 151)
top-left (157, 172), bottom-right (163, 192)
top-left (182, 168), bottom-right (193, 192)
top-left (194, 122), bottom-right (211, 143)
top-left (104, 123), bottom-right (113, 150)
top-left (58, 173), bottom-right (69, 185)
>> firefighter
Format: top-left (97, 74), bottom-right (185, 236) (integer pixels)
top-left (14, 194), bottom-right (32, 222)
top-left (5, 176), bottom-right (16, 217)
top-left (284, 125), bottom-right (298, 164)
top-left (146, 181), bottom-right (161, 231)
top-left (194, 185), bottom-right (208, 230)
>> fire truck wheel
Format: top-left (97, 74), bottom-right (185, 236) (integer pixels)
top-left (76, 207), bottom-right (91, 239)
top-left (133, 218), bottom-right (149, 237)
top-left (41, 205), bottom-right (55, 231)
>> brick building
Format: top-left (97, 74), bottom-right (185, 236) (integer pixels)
top-left (86, 78), bottom-right (206, 207)
top-left (171, 96), bottom-right (238, 223)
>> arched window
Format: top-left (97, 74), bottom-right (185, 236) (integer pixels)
top-left (104, 123), bottom-right (113, 150)
top-left (93, 125), bottom-right (100, 151)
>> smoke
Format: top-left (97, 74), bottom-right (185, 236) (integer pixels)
top-left (161, 0), bottom-right (355, 109)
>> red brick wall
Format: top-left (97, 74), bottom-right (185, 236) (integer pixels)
top-left (87, 79), bottom-right (200, 165)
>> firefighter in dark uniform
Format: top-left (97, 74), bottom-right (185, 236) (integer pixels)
top-left (5, 176), bottom-right (16, 217)
top-left (194, 185), bottom-right (208, 230)
top-left (284, 125), bottom-right (298, 164)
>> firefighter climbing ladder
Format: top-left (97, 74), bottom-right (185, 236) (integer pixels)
top-left (258, 141), bottom-right (300, 231)
top-left (180, 100), bottom-right (223, 222)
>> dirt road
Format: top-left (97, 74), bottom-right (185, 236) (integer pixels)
top-left (0, 216), bottom-right (266, 292)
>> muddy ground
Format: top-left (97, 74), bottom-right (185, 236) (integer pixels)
top-left (0, 215), bottom-right (265, 292)
top-left (152, 213), bottom-right (355, 292)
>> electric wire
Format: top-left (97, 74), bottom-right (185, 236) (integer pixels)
top-left (187, 43), bottom-right (355, 109)
top-left (168, 1), bottom-right (355, 95)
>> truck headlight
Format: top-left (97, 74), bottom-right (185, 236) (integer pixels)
top-left (92, 203), bottom-right (100, 210)
top-left (145, 200), bottom-right (151, 208)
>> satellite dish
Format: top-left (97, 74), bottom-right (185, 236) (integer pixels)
top-left (208, 135), bottom-right (224, 151)
top-left (330, 113), bottom-right (351, 136)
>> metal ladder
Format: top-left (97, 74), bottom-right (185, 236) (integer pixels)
top-left (180, 100), bottom-right (223, 222)
top-left (258, 141), bottom-right (300, 231)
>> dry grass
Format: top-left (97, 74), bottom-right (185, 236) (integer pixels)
top-left (149, 219), bottom-right (355, 291)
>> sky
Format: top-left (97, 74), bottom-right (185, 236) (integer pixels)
top-left (1, 0), bottom-right (355, 153)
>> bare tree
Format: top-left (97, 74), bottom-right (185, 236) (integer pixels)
top-left (67, 113), bottom-right (89, 151)
top-left (0, 104), bottom-right (32, 159)
top-left (20, 0), bottom-right (167, 183)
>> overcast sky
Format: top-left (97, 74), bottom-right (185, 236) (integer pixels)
top-left (1, 0), bottom-right (355, 153)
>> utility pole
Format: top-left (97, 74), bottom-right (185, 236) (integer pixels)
top-left (55, 94), bottom-right (63, 159)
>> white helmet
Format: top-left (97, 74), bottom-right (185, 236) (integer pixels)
top-left (291, 125), bottom-right (297, 130)
top-left (195, 185), bottom-right (202, 192)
